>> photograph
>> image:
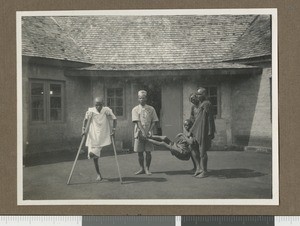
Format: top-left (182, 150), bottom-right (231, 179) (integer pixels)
top-left (17, 9), bottom-right (278, 205)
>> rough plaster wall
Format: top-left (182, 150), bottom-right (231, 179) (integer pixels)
top-left (232, 67), bottom-right (272, 147)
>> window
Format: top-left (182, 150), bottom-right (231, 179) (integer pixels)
top-left (203, 86), bottom-right (218, 117)
top-left (106, 87), bottom-right (124, 117)
top-left (30, 80), bottom-right (64, 123)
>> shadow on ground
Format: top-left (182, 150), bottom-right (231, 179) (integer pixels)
top-left (208, 168), bottom-right (266, 179)
top-left (153, 170), bottom-right (193, 175)
top-left (24, 149), bottom-right (132, 167)
top-left (153, 168), bottom-right (266, 179)
top-left (69, 176), bottom-right (167, 185)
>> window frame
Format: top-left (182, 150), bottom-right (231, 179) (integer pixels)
top-left (105, 84), bottom-right (126, 119)
top-left (29, 79), bottom-right (65, 124)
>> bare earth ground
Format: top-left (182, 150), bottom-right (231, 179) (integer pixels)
top-left (23, 150), bottom-right (272, 200)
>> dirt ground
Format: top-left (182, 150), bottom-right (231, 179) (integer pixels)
top-left (23, 149), bottom-right (272, 200)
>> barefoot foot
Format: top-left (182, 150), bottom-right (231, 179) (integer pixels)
top-left (196, 171), bottom-right (208, 178)
top-left (193, 170), bottom-right (202, 177)
top-left (134, 169), bottom-right (145, 175)
top-left (145, 169), bottom-right (152, 175)
top-left (96, 175), bottom-right (103, 181)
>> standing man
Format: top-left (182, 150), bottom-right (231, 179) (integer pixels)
top-left (132, 90), bottom-right (159, 175)
top-left (189, 88), bottom-right (215, 178)
top-left (82, 97), bottom-right (117, 181)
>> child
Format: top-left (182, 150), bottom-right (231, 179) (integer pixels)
top-left (147, 119), bottom-right (198, 166)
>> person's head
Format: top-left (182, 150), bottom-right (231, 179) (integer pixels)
top-left (184, 119), bottom-right (193, 132)
top-left (189, 93), bottom-right (199, 105)
top-left (94, 97), bottom-right (104, 112)
top-left (138, 90), bottom-right (147, 106)
top-left (196, 87), bottom-right (207, 102)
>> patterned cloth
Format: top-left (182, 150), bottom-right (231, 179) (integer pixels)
top-left (132, 104), bottom-right (159, 138)
top-left (132, 104), bottom-right (159, 152)
top-left (169, 133), bottom-right (192, 161)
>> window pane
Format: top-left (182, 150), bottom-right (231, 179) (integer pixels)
top-left (107, 98), bottom-right (115, 106)
top-left (31, 96), bottom-right (44, 108)
top-left (106, 87), bottom-right (124, 116)
top-left (210, 96), bottom-right (217, 106)
top-left (116, 88), bottom-right (123, 97)
top-left (115, 107), bottom-right (123, 116)
top-left (209, 87), bottom-right (217, 96)
top-left (116, 98), bottom-right (123, 106)
top-left (212, 106), bottom-right (218, 116)
top-left (50, 97), bottom-right (62, 108)
top-left (107, 89), bottom-right (114, 97)
top-left (50, 84), bottom-right (61, 95)
top-left (50, 109), bottom-right (62, 121)
top-left (31, 83), bottom-right (44, 95)
top-left (32, 109), bottom-right (44, 121)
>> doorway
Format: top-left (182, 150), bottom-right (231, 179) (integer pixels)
top-left (140, 81), bottom-right (162, 135)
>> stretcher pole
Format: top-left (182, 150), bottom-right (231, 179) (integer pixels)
top-left (67, 113), bottom-right (93, 185)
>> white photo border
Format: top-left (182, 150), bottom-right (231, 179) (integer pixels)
top-left (17, 8), bottom-right (278, 206)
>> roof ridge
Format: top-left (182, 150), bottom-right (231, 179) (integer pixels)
top-left (222, 15), bottom-right (259, 62)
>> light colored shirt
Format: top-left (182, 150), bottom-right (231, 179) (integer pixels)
top-left (132, 104), bottom-right (159, 138)
top-left (85, 106), bottom-right (117, 148)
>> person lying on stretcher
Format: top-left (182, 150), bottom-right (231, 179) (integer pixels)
top-left (146, 119), bottom-right (198, 164)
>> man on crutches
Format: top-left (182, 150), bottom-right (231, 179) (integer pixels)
top-left (81, 97), bottom-right (117, 181)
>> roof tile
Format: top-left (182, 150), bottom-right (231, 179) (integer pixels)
top-left (22, 16), bottom-right (92, 63)
top-left (54, 15), bottom-right (256, 64)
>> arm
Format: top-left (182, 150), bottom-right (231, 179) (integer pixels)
top-left (147, 121), bottom-right (157, 137)
top-left (111, 118), bottom-right (117, 136)
top-left (147, 107), bottom-right (159, 137)
top-left (82, 111), bottom-right (92, 136)
top-left (81, 117), bottom-right (88, 136)
top-left (189, 105), bottom-right (195, 124)
top-left (204, 102), bottom-right (215, 138)
top-left (181, 134), bottom-right (194, 145)
top-left (136, 121), bottom-right (147, 137)
top-left (106, 107), bottom-right (117, 136)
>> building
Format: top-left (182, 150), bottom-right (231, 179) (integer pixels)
top-left (21, 15), bottom-right (272, 156)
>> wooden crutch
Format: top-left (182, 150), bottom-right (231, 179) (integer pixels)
top-left (109, 124), bottom-right (123, 184)
top-left (67, 113), bottom-right (93, 185)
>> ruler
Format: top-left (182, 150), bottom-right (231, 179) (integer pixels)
top-left (0, 216), bottom-right (300, 225)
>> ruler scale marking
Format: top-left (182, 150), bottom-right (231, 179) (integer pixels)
top-left (0, 216), bottom-right (300, 225)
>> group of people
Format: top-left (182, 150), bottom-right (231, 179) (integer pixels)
top-left (81, 87), bottom-right (215, 181)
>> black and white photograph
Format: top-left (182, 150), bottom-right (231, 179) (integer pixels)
top-left (17, 9), bottom-right (278, 205)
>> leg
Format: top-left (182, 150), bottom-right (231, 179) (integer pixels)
top-left (190, 156), bottom-right (196, 172)
top-left (150, 135), bottom-right (171, 144)
top-left (135, 152), bottom-right (145, 175)
top-left (202, 153), bottom-right (208, 172)
top-left (145, 151), bottom-right (152, 175)
top-left (147, 138), bottom-right (172, 150)
top-left (93, 157), bottom-right (102, 181)
top-left (134, 139), bottom-right (145, 175)
top-left (191, 149), bottom-right (201, 177)
top-left (196, 150), bottom-right (208, 178)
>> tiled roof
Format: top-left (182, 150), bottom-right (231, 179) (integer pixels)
top-left (78, 62), bottom-right (257, 71)
top-left (224, 15), bottom-right (271, 61)
top-left (22, 16), bottom-right (92, 63)
top-left (54, 15), bottom-right (256, 64)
